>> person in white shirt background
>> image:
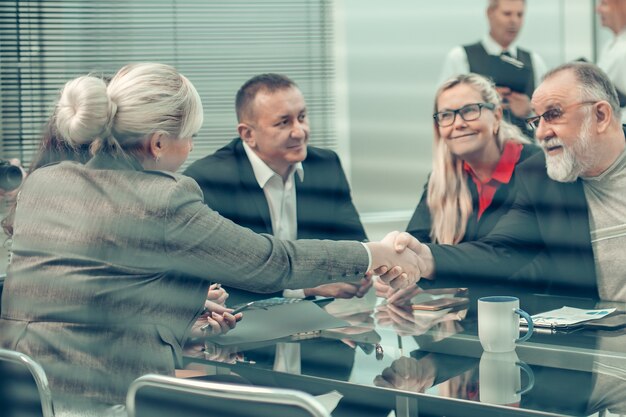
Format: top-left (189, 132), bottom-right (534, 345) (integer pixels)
top-left (439, 0), bottom-right (547, 134)
top-left (596, 0), bottom-right (626, 124)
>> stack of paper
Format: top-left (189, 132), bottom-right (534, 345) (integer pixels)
top-left (520, 306), bottom-right (615, 329)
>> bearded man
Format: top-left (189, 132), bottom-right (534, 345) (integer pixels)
top-left (383, 62), bottom-right (626, 301)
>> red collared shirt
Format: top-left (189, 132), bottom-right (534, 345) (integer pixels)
top-left (463, 141), bottom-right (523, 220)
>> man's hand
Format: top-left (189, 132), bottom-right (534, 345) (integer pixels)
top-left (375, 302), bottom-right (466, 338)
top-left (496, 87), bottom-right (531, 118)
top-left (367, 232), bottom-right (422, 289)
top-left (374, 278), bottom-right (422, 305)
top-left (389, 232), bottom-right (435, 279)
top-left (374, 356), bottom-right (437, 393)
top-left (505, 91), bottom-right (531, 118)
top-left (304, 277), bottom-right (372, 299)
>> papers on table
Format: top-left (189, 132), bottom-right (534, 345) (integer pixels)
top-left (207, 300), bottom-right (350, 346)
top-left (520, 306), bottom-right (616, 329)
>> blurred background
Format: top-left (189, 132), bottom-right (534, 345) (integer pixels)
top-left (0, 0), bottom-right (613, 241)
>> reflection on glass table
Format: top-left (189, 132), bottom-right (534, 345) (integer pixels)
top-left (182, 286), bottom-right (626, 417)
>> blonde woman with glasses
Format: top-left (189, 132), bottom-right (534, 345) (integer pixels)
top-left (377, 73), bottom-right (544, 304)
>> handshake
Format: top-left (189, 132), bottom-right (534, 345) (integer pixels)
top-left (365, 231), bottom-right (434, 290)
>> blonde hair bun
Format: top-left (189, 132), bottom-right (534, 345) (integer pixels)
top-left (55, 76), bottom-right (113, 146)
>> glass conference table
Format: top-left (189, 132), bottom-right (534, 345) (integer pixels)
top-left (183, 284), bottom-right (626, 417)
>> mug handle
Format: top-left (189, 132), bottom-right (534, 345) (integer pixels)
top-left (514, 308), bottom-right (533, 343)
top-left (515, 361), bottom-right (535, 396)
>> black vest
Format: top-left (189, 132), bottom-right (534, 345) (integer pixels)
top-left (464, 42), bottom-right (535, 135)
top-left (463, 42), bottom-right (535, 96)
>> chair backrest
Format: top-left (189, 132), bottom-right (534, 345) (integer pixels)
top-left (0, 348), bottom-right (55, 417)
top-left (126, 374), bottom-right (331, 417)
top-left (0, 273), bottom-right (5, 310)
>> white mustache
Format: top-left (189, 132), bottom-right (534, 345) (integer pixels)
top-left (541, 137), bottom-right (564, 151)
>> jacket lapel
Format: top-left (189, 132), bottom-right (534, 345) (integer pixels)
top-left (234, 140), bottom-right (273, 234)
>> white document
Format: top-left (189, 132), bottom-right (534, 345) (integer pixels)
top-left (521, 306), bottom-right (616, 328)
top-left (208, 300), bottom-right (349, 346)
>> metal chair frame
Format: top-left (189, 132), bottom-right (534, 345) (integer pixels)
top-left (126, 373), bottom-right (331, 417)
top-left (0, 348), bottom-right (55, 417)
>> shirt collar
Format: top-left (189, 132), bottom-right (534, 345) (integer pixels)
top-left (242, 140), bottom-right (304, 188)
top-left (463, 141), bottom-right (523, 184)
top-left (482, 34), bottom-right (519, 58)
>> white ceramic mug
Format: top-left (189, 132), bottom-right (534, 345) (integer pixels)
top-left (478, 296), bottom-right (533, 352)
top-left (479, 351), bottom-right (535, 405)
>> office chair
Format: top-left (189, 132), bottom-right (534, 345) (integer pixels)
top-left (0, 273), bottom-right (5, 310)
top-left (126, 374), bottom-right (331, 417)
top-left (0, 348), bottom-right (55, 417)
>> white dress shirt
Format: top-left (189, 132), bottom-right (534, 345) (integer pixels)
top-left (243, 142), bottom-right (307, 298)
top-left (597, 29), bottom-right (626, 124)
top-left (242, 142), bottom-right (372, 298)
top-left (439, 34), bottom-right (548, 89)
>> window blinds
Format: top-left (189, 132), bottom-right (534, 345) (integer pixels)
top-left (0, 0), bottom-right (336, 170)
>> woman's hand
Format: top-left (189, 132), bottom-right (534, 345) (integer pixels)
top-left (192, 300), bottom-right (243, 338)
top-left (205, 283), bottom-right (228, 307)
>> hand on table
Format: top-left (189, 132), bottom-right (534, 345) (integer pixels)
top-left (374, 356), bottom-right (437, 393)
top-left (374, 302), bottom-right (466, 337)
top-left (304, 276), bottom-right (372, 299)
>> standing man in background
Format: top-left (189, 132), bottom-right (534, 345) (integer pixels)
top-left (440, 0), bottom-right (547, 135)
top-left (596, 0), bottom-right (626, 123)
top-left (185, 73), bottom-right (371, 305)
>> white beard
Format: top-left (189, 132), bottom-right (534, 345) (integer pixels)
top-left (544, 116), bottom-right (594, 183)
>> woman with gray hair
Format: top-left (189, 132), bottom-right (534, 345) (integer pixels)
top-left (0, 62), bottom-right (419, 413)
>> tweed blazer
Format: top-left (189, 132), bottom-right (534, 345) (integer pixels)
top-left (0, 154), bottom-right (369, 406)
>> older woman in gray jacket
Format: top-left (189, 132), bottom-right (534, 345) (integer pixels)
top-left (0, 63), bottom-right (420, 414)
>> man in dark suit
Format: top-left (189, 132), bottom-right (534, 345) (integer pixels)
top-left (185, 73), bottom-right (370, 304)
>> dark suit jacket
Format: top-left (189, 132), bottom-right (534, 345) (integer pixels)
top-left (429, 150), bottom-right (599, 298)
top-left (184, 138), bottom-right (367, 302)
top-left (407, 144), bottom-right (540, 243)
top-left (185, 138), bottom-right (367, 241)
top-left (407, 144), bottom-right (555, 291)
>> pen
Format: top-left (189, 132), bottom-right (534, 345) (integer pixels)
top-left (200, 302), bottom-right (255, 331)
top-left (231, 301), bottom-right (255, 315)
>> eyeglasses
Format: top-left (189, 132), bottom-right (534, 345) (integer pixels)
top-left (525, 101), bottom-right (598, 130)
top-left (433, 103), bottom-right (496, 127)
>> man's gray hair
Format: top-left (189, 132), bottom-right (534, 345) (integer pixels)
top-left (543, 62), bottom-right (622, 121)
top-left (488, 0), bottom-right (525, 10)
